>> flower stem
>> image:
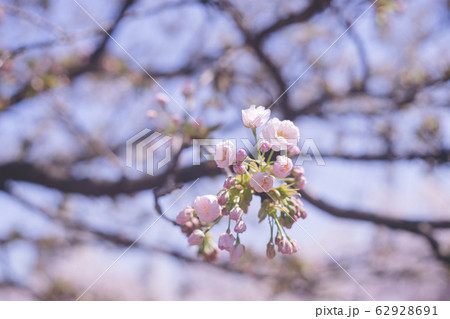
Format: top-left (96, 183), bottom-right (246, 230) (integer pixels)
top-left (204, 217), bottom-right (222, 234)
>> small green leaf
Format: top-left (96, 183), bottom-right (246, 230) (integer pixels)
top-left (258, 199), bottom-right (271, 222)
top-left (239, 188), bottom-right (252, 213)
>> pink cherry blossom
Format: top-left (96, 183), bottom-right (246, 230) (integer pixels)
top-left (234, 220), bottom-right (247, 233)
top-left (241, 105), bottom-right (270, 129)
top-left (188, 229), bottom-right (205, 246)
top-left (250, 172), bottom-right (275, 193)
top-left (230, 244), bottom-right (245, 262)
top-left (193, 195), bottom-right (221, 223)
top-left (218, 233), bottom-right (235, 251)
top-left (260, 118), bottom-right (300, 151)
top-left (214, 140), bottom-right (236, 168)
top-left (273, 155), bottom-right (293, 178)
top-left (176, 206), bottom-right (194, 225)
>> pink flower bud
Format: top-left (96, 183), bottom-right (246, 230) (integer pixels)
top-left (287, 145), bottom-right (300, 157)
top-left (172, 114), bottom-right (182, 126)
top-left (230, 207), bottom-right (243, 221)
top-left (188, 229), bottom-right (205, 246)
top-left (218, 233), bottom-right (235, 251)
top-left (191, 217), bottom-right (200, 228)
top-left (234, 220), bottom-right (247, 233)
top-left (278, 238), bottom-right (293, 255)
top-left (218, 192), bottom-right (228, 205)
top-left (266, 242), bottom-right (276, 259)
top-left (290, 239), bottom-right (300, 253)
top-left (258, 141), bottom-right (271, 153)
top-left (230, 244), bottom-right (245, 262)
top-left (155, 93), bottom-right (169, 106)
top-left (236, 149), bottom-right (247, 162)
top-left (221, 207), bottom-right (229, 216)
top-left (146, 109), bottom-right (158, 119)
top-left (223, 176), bottom-right (236, 189)
top-left (296, 176), bottom-right (307, 190)
top-left (300, 210), bottom-right (307, 219)
top-left (176, 206), bottom-right (194, 225)
top-left (292, 166), bottom-right (305, 178)
top-left (182, 81), bottom-right (195, 96)
top-left (203, 247), bottom-right (220, 263)
top-left (233, 163), bottom-right (247, 175)
top-left (275, 233), bottom-right (282, 245)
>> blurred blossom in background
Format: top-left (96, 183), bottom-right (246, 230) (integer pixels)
top-left (0, 0), bottom-right (449, 300)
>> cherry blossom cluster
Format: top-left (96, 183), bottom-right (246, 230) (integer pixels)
top-left (176, 105), bottom-right (307, 262)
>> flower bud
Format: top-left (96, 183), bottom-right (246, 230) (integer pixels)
top-left (202, 243), bottom-right (220, 262)
top-left (176, 206), bottom-right (194, 225)
top-left (258, 141), bottom-right (271, 153)
top-left (223, 176), bottom-right (236, 189)
top-left (296, 176), bottom-right (307, 190)
top-left (290, 239), bottom-right (300, 253)
top-left (275, 232), bottom-right (282, 245)
top-left (287, 145), bottom-right (300, 157)
top-left (203, 247), bottom-right (220, 262)
top-left (291, 166), bottom-right (305, 178)
top-left (146, 109), bottom-right (158, 119)
top-left (234, 220), bottom-right (247, 233)
top-left (266, 242), bottom-right (276, 259)
top-left (221, 207), bottom-right (229, 216)
top-left (172, 114), bottom-right (182, 126)
top-left (236, 149), bottom-right (247, 162)
top-left (230, 207), bottom-right (243, 221)
top-left (278, 238), bottom-right (293, 255)
top-left (230, 244), bottom-right (245, 262)
top-left (188, 229), bottom-right (205, 246)
top-left (218, 192), bottom-right (228, 205)
top-left (182, 81), bottom-right (195, 97)
top-left (191, 217), bottom-right (200, 228)
top-left (300, 210), bottom-right (307, 219)
top-left (233, 163), bottom-right (247, 175)
top-left (155, 93), bottom-right (169, 106)
top-left (218, 233), bottom-right (235, 251)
